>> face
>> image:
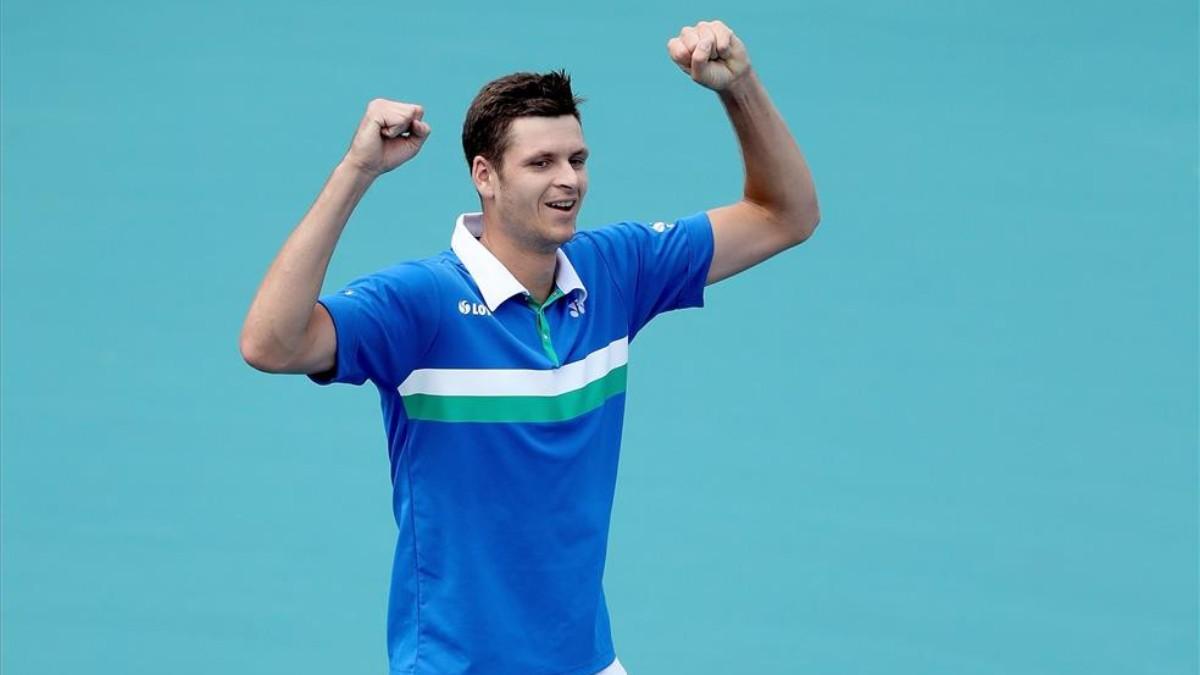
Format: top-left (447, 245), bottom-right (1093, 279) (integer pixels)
top-left (473, 115), bottom-right (589, 253)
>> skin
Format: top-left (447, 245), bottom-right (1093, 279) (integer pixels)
top-left (470, 115), bottom-right (590, 304)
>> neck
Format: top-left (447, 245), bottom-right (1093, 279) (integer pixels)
top-left (479, 211), bottom-right (558, 304)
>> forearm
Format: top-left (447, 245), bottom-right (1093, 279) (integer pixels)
top-left (240, 161), bottom-right (375, 361)
top-left (718, 69), bottom-right (820, 230)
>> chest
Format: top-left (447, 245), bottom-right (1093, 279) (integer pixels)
top-left (428, 282), bottom-right (626, 372)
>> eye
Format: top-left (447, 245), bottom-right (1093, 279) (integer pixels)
top-left (570, 158), bottom-right (586, 167)
top-left (531, 159), bottom-right (551, 168)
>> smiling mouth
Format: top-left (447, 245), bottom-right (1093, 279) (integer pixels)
top-left (545, 199), bottom-right (577, 212)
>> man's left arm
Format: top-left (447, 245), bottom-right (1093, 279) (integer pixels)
top-left (667, 20), bottom-right (821, 285)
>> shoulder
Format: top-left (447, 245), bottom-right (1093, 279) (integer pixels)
top-left (334, 255), bottom-right (450, 308)
top-left (570, 213), bottom-right (712, 244)
top-left (565, 221), bottom-right (644, 262)
top-left (568, 220), bottom-right (644, 246)
top-left (567, 213), bottom-right (713, 258)
top-left (360, 254), bottom-right (447, 287)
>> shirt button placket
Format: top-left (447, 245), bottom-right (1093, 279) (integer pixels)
top-left (527, 292), bottom-right (562, 368)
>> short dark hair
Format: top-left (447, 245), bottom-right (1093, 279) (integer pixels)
top-left (461, 70), bottom-right (585, 173)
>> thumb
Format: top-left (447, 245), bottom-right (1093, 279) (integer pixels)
top-left (410, 119), bottom-right (431, 139)
top-left (381, 121), bottom-right (405, 138)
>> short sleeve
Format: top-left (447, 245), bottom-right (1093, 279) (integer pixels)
top-left (307, 261), bottom-right (440, 388)
top-left (582, 211), bottom-right (715, 339)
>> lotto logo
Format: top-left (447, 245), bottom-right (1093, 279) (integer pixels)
top-left (458, 300), bottom-right (491, 316)
top-left (568, 298), bottom-right (586, 318)
top-left (650, 221), bottom-right (675, 233)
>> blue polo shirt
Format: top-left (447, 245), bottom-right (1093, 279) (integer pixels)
top-left (310, 211), bottom-right (714, 675)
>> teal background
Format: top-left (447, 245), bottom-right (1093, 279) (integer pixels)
top-left (2, 0), bottom-right (1196, 673)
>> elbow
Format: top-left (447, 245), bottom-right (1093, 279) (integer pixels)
top-left (239, 329), bottom-right (285, 373)
top-left (758, 190), bottom-right (820, 245)
top-left (239, 334), bottom-right (270, 372)
top-left (799, 209), bottom-right (820, 242)
top-left (796, 196), bottom-right (822, 241)
top-left (777, 207), bottom-right (820, 246)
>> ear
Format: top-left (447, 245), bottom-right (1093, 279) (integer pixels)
top-left (471, 156), bottom-right (498, 201)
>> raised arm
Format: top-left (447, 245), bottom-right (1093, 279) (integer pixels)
top-left (666, 20), bottom-right (821, 285)
top-left (239, 99), bottom-right (431, 373)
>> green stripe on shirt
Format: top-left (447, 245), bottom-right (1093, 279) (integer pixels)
top-left (403, 365), bottom-right (628, 423)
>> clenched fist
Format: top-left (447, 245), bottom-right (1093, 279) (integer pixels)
top-left (666, 20), bottom-right (751, 92)
top-left (344, 99), bottom-right (432, 178)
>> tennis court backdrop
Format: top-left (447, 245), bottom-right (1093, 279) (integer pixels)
top-left (2, 0), bottom-right (1196, 673)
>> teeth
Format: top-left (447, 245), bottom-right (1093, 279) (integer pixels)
top-left (547, 200), bottom-right (575, 208)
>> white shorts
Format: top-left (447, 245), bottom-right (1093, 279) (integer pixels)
top-left (595, 657), bottom-right (627, 675)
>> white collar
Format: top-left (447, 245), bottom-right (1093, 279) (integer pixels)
top-left (450, 212), bottom-right (587, 312)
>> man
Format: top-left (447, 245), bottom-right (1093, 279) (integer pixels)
top-left (240, 19), bottom-right (819, 675)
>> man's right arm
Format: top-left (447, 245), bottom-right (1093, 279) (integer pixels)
top-left (239, 99), bottom-right (431, 374)
top-left (239, 162), bottom-right (374, 374)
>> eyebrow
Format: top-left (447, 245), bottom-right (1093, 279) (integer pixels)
top-left (524, 148), bottom-right (590, 161)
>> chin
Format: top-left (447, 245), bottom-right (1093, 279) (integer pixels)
top-left (541, 214), bottom-right (575, 235)
top-left (553, 220), bottom-right (577, 243)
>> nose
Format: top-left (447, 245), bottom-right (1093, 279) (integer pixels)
top-left (554, 160), bottom-right (580, 192)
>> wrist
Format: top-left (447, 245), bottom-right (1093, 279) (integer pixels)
top-left (718, 67), bottom-right (759, 101)
top-left (337, 157), bottom-right (382, 184)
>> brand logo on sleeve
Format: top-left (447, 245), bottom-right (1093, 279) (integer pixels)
top-left (650, 221), bottom-right (675, 233)
top-left (458, 299), bottom-right (491, 316)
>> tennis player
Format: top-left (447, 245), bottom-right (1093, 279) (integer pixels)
top-left (240, 19), bottom-right (819, 675)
